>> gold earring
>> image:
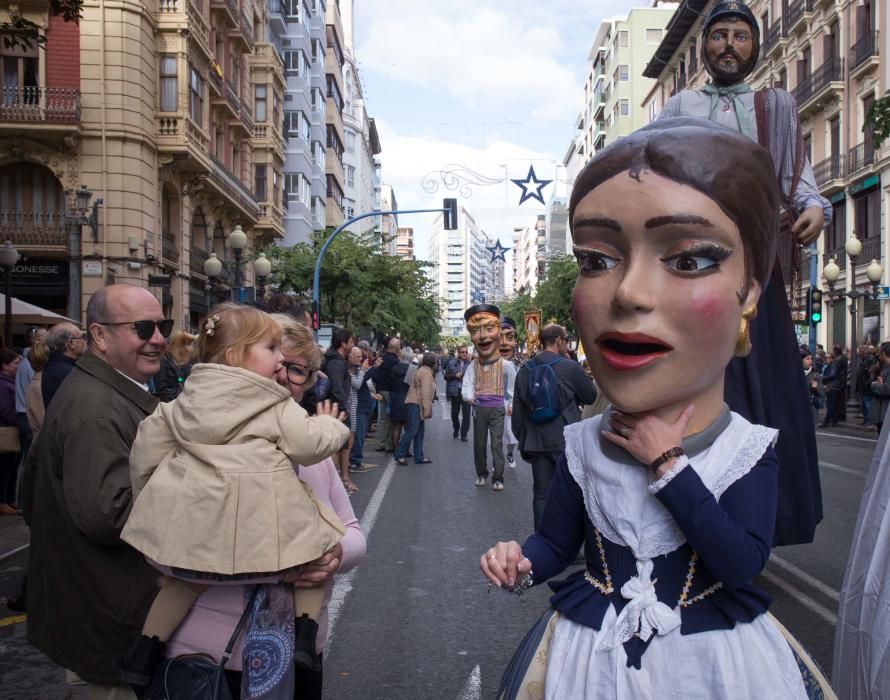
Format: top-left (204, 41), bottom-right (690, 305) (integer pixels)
top-left (734, 306), bottom-right (758, 357)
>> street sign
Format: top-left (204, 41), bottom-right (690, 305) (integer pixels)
top-left (148, 274), bottom-right (171, 287)
top-left (877, 286), bottom-right (890, 301)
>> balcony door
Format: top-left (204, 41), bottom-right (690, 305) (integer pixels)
top-left (863, 93), bottom-right (876, 161)
top-left (0, 162), bottom-right (66, 245)
top-left (0, 44), bottom-right (38, 106)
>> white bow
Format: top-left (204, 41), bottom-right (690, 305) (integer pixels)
top-left (596, 559), bottom-right (682, 652)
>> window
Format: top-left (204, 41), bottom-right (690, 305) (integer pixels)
top-left (160, 54), bottom-right (177, 112)
top-left (345, 165), bottom-right (355, 188)
top-left (312, 141), bottom-right (325, 169)
top-left (284, 50), bottom-right (308, 77)
top-left (311, 87), bottom-right (326, 117)
top-left (255, 164), bottom-right (267, 200)
top-left (302, 176), bottom-right (311, 204)
top-left (311, 39), bottom-right (324, 63)
top-left (646, 28), bottom-right (662, 44)
top-left (188, 64), bottom-right (203, 123)
top-left (284, 110), bottom-right (310, 141)
top-left (285, 0), bottom-right (301, 21)
top-left (272, 92), bottom-right (280, 126)
top-left (618, 30), bottom-right (629, 48)
top-left (619, 99), bottom-right (630, 116)
top-left (345, 130), bottom-right (356, 154)
top-left (284, 173), bottom-right (311, 203)
top-left (619, 64), bottom-right (629, 81)
top-left (300, 110), bottom-right (310, 142)
top-left (0, 44), bottom-right (38, 97)
top-left (255, 85), bottom-right (267, 122)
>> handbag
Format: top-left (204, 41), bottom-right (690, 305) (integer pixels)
top-left (146, 586), bottom-right (259, 700)
top-left (0, 425), bottom-right (20, 453)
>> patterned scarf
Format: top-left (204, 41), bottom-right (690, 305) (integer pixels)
top-left (701, 82), bottom-right (754, 139)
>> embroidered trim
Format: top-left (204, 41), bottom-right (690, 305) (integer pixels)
top-left (584, 528), bottom-right (613, 595)
top-left (648, 455), bottom-right (690, 494)
top-left (677, 551), bottom-right (723, 607)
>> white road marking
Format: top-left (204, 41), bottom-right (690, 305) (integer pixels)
top-left (326, 458), bottom-right (397, 646)
top-left (760, 569), bottom-right (837, 626)
top-left (769, 554), bottom-right (840, 602)
top-left (819, 460), bottom-right (868, 480)
top-left (815, 430), bottom-right (877, 444)
top-left (458, 664), bottom-right (482, 700)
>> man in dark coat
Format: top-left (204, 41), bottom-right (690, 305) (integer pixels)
top-left (443, 345), bottom-right (471, 440)
top-left (372, 336), bottom-right (400, 452)
top-left (41, 321), bottom-right (88, 408)
top-left (512, 323), bottom-right (597, 528)
top-left (323, 328), bottom-right (355, 480)
top-left (23, 284), bottom-right (169, 695)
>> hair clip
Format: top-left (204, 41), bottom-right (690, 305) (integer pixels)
top-left (205, 313), bottom-right (221, 336)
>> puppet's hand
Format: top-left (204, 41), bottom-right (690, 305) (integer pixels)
top-left (604, 405), bottom-right (694, 469)
top-left (792, 206), bottom-right (824, 245)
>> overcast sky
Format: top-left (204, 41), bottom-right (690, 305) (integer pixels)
top-left (353, 0), bottom-right (646, 264)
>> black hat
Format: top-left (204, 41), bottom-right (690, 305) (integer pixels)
top-left (464, 303), bottom-right (500, 321)
top-left (500, 316), bottom-right (516, 330)
top-left (702, 0), bottom-right (758, 36)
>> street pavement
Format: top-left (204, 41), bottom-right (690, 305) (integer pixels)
top-left (0, 388), bottom-right (880, 698)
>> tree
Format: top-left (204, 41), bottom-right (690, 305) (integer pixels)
top-left (865, 92), bottom-right (890, 149)
top-left (267, 230), bottom-right (443, 346)
top-left (1, 1), bottom-right (82, 50)
top-left (532, 255), bottom-right (579, 335)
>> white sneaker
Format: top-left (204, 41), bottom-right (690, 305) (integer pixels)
top-left (475, 476), bottom-right (486, 487)
top-left (492, 480), bottom-right (504, 491)
top-left (507, 456), bottom-right (516, 469)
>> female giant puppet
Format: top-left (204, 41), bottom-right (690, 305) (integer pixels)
top-left (481, 119), bottom-right (832, 698)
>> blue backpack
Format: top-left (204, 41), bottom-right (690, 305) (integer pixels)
top-left (527, 356), bottom-right (564, 424)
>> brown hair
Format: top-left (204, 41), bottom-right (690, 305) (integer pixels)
top-left (569, 117), bottom-right (780, 292)
top-left (195, 303), bottom-right (281, 368)
top-left (167, 331), bottom-right (196, 365)
top-left (270, 313), bottom-right (320, 389)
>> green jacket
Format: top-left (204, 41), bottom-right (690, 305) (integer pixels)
top-left (24, 351), bottom-right (159, 684)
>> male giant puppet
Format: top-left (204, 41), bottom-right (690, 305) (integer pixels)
top-left (660, 0), bottom-right (831, 545)
top-left (462, 304), bottom-right (516, 492)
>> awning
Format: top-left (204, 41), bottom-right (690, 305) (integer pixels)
top-left (0, 293), bottom-right (77, 325)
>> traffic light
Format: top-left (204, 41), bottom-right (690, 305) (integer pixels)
top-left (808, 288), bottom-right (823, 325)
top-left (443, 198), bottom-right (458, 230)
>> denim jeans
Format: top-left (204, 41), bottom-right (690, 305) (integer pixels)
top-left (395, 404), bottom-right (425, 462)
top-left (350, 411), bottom-right (370, 465)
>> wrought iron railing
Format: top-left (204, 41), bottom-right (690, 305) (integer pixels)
top-left (787, 0), bottom-right (813, 29)
top-left (792, 57), bottom-right (843, 105)
top-left (0, 210), bottom-right (68, 246)
top-left (813, 155), bottom-right (845, 185)
top-left (162, 229), bottom-right (180, 263)
top-left (210, 155), bottom-right (261, 218)
top-left (847, 141), bottom-right (875, 176)
top-left (850, 31), bottom-right (878, 71)
top-left (763, 20), bottom-right (783, 53)
top-left (190, 246), bottom-right (208, 276)
top-left (0, 86), bottom-right (80, 123)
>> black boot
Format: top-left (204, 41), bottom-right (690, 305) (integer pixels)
top-left (293, 614), bottom-right (322, 673)
top-left (115, 634), bottom-right (165, 697)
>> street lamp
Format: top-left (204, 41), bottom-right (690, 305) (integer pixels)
top-left (0, 240), bottom-right (20, 348)
top-left (228, 224), bottom-right (247, 287)
top-left (823, 232), bottom-right (884, 391)
top-left (253, 252), bottom-right (272, 300)
top-left (70, 186), bottom-right (104, 241)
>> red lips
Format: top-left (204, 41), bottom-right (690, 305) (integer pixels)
top-left (595, 332), bottom-right (673, 371)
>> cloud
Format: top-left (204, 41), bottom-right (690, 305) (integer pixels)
top-left (356, 1), bottom-right (581, 124)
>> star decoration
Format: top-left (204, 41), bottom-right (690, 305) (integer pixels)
top-left (511, 165), bottom-right (552, 206)
top-left (486, 239), bottom-right (510, 263)
top-left (471, 289), bottom-right (485, 303)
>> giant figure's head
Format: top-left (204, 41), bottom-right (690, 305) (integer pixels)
top-left (701, 0), bottom-right (760, 86)
top-left (465, 304), bottom-right (502, 362)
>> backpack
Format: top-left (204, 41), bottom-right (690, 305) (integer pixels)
top-left (527, 356), bottom-right (564, 424)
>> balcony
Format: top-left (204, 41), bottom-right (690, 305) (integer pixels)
top-left (847, 141), bottom-right (876, 177)
top-left (0, 210), bottom-right (68, 248)
top-left (162, 229), bottom-right (180, 265)
top-left (208, 155), bottom-right (260, 221)
top-left (256, 202), bottom-right (285, 239)
top-left (238, 98), bottom-right (254, 134)
top-left (185, 0), bottom-right (211, 59)
top-left (212, 78), bottom-right (241, 120)
top-left (189, 246), bottom-right (208, 279)
top-left (269, 0), bottom-right (287, 32)
top-left (813, 154), bottom-right (845, 193)
top-left (786, 0), bottom-right (813, 33)
top-left (763, 20), bottom-right (784, 56)
top-left (239, 13), bottom-right (255, 51)
top-left (210, 0), bottom-right (238, 27)
top-left (792, 57), bottom-right (844, 116)
top-left (0, 87), bottom-right (80, 126)
top-left (593, 93), bottom-right (605, 120)
top-left (849, 31), bottom-right (879, 77)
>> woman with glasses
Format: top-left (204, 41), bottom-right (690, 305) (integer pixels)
top-left (158, 313), bottom-right (365, 700)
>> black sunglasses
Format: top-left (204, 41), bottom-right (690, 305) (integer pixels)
top-left (282, 361), bottom-right (314, 384)
top-left (98, 319), bottom-right (174, 340)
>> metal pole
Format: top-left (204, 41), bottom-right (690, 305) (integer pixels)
top-left (4, 266), bottom-right (11, 348)
top-left (311, 207), bottom-right (448, 333)
top-left (849, 255), bottom-right (859, 403)
top-left (808, 243), bottom-right (817, 356)
top-left (233, 248), bottom-right (243, 288)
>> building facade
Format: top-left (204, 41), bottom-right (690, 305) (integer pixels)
top-left (395, 226), bottom-right (414, 259)
top-left (643, 0), bottom-right (887, 349)
top-left (428, 205), bottom-right (488, 336)
top-left (565, 1), bottom-right (678, 180)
